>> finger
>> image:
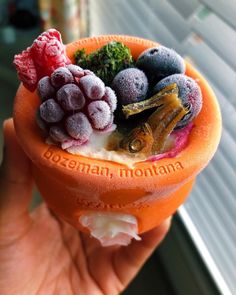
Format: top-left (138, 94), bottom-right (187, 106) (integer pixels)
top-left (113, 217), bottom-right (172, 288)
top-left (0, 118), bottom-right (33, 228)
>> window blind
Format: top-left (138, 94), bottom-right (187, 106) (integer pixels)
top-left (89, 1), bottom-right (236, 294)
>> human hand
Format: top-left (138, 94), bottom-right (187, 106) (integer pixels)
top-left (0, 119), bottom-right (171, 295)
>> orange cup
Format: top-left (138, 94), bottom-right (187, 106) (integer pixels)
top-left (13, 35), bottom-right (221, 235)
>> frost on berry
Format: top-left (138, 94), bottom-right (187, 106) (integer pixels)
top-left (87, 101), bottom-right (112, 130)
top-left (66, 64), bottom-right (83, 77)
top-left (102, 87), bottom-right (117, 112)
top-left (79, 75), bottom-right (105, 100)
top-left (13, 47), bottom-right (37, 91)
top-left (57, 83), bottom-right (86, 111)
top-left (51, 67), bottom-right (74, 88)
top-left (13, 29), bottom-right (71, 91)
top-left (65, 112), bottom-right (93, 142)
top-left (49, 125), bottom-right (71, 143)
top-left (37, 76), bottom-right (55, 101)
top-left (111, 68), bottom-right (148, 105)
top-left (36, 109), bottom-right (48, 133)
top-left (40, 99), bottom-right (65, 123)
top-left (153, 74), bottom-right (202, 128)
top-left (136, 46), bottom-right (185, 83)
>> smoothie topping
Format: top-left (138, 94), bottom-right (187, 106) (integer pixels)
top-left (13, 29), bottom-right (203, 162)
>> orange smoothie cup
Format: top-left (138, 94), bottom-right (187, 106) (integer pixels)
top-left (13, 35), bottom-right (221, 244)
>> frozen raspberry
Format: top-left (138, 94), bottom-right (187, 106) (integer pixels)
top-left (40, 99), bottom-right (65, 123)
top-left (13, 47), bottom-right (37, 91)
top-left (111, 68), bottom-right (148, 105)
top-left (79, 75), bottom-right (105, 100)
top-left (37, 76), bottom-right (55, 101)
top-left (51, 67), bottom-right (74, 88)
top-left (136, 46), bottom-right (185, 84)
top-left (153, 74), bottom-right (202, 128)
top-left (49, 125), bottom-right (71, 143)
top-left (87, 101), bottom-right (112, 130)
top-left (102, 87), bottom-right (117, 112)
top-left (57, 83), bottom-right (86, 111)
top-left (65, 112), bottom-right (93, 141)
top-left (13, 29), bottom-right (71, 91)
top-left (31, 29), bottom-right (71, 77)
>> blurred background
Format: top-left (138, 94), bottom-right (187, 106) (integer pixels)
top-left (0, 1), bottom-right (235, 294)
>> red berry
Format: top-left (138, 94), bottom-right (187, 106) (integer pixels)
top-left (13, 29), bottom-right (71, 92)
top-left (13, 47), bottom-right (37, 91)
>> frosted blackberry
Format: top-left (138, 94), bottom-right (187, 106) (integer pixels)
top-left (66, 64), bottom-right (83, 76)
top-left (102, 87), bottom-right (117, 112)
top-left (87, 100), bottom-right (112, 130)
top-left (37, 66), bottom-right (116, 148)
top-left (36, 109), bottom-right (48, 132)
top-left (37, 76), bottom-right (55, 101)
top-left (51, 66), bottom-right (74, 88)
top-left (136, 46), bottom-right (185, 83)
top-left (39, 99), bottom-right (65, 123)
top-left (57, 83), bottom-right (86, 111)
top-left (79, 75), bottom-right (105, 100)
top-left (49, 125), bottom-right (71, 143)
top-left (65, 112), bottom-right (93, 142)
top-left (153, 74), bottom-right (202, 128)
top-left (111, 68), bottom-right (148, 105)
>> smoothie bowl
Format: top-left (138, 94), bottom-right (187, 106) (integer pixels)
top-left (13, 30), bottom-right (221, 246)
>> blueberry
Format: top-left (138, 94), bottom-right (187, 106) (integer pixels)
top-left (57, 83), bottom-right (86, 111)
top-left (111, 68), bottom-right (148, 105)
top-left (136, 46), bottom-right (185, 83)
top-left (39, 99), bottom-right (65, 123)
top-left (153, 74), bottom-right (202, 128)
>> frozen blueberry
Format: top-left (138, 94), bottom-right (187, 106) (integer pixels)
top-left (51, 66), bottom-right (74, 88)
top-left (87, 100), bottom-right (112, 130)
top-left (57, 83), bottom-right (86, 111)
top-left (39, 99), bottom-right (65, 123)
top-left (136, 46), bottom-right (185, 83)
top-left (102, 87), bottom-right (117, 112)
top-left (153, 74), bottom-right (202, 128)
top-left (37, 76), bottom-right (55, 101)
top-left (111, 68), bottom-right (148, 105)
top-left (49, 125), bottom-right (71, 143)
top-left (65, 112), bottom-right (93, 141)
top-left (79, 75), bottom-right (105, 100)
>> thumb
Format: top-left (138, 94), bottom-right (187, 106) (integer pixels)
top-left (0, 118), bottom-right (33, 240)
